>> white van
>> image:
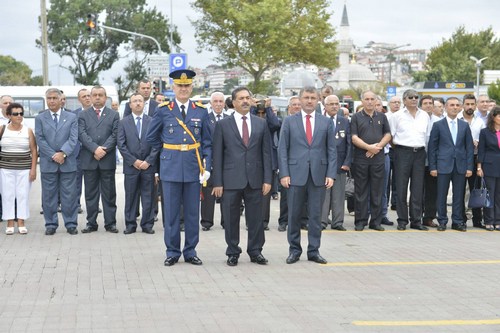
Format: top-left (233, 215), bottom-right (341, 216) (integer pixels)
top-left (0, 85), bottom-right (119, 128)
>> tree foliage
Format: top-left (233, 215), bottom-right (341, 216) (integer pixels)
top-left (114, 58), bottom-right (148, 102)
top-left (44, 0), bottom-right (180, 85)
top-left (488, 80), bottom-right (500, 103)
top-left (0, 55), bottom-right (44, 85)
top-left (413, 26), bottom-right (500, 82)
top-left (192, 0), bottom-right (337, 93)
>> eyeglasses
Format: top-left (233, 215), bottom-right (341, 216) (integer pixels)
top-left (407, 96), bottom-right (419, 100)
top-left (11, 112), bottom-right (24, 117)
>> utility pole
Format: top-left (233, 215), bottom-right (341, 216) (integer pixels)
top-left (470, 56), bottom-right (488, 97)
top-left (380, 43), bottom-right (410, 84)
top-left (40, 0), bottom-right (49, 85)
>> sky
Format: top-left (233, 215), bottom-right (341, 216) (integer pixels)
top-left (2, 0), bottom-right (499, 86)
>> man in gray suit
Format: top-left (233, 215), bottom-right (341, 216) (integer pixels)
top-left (278, 86), bottom-right (337, 265)
top-left (212, 87), bottom-right (273, 266)
top-left (78, 86), bottom-right (120, 233)
top-left (117, 93), bottom-right (159, 234)
top-left (35, 88), bottom-right (79, 235)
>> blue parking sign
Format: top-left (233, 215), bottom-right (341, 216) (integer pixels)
top-left (169, 53), bottom-right (187, 72)
top-left (387, 86), bottom-right (396, 98)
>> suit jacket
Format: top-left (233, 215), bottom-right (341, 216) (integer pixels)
top-left (332, 116), bottom-right (352, 174)
top-left (123, 99), bottom-right (159, 118)
top-left (35, 110), bottom-right (78, 173)
top-left (146, 100), bottom-right (212, 182)
top-left (117, 114), bottom-right (159, 175)
top-left (212, 114), bottom-right (272, 190)
top-left (428, 117), bottom-right (474, 174)
top-left (72, 107), bottom-right (85, 157)
top-left (208, 111), bottom-right (227, 135)
top-left (278, 112), bottom-right (337, 186)
top-left (478, 127), bottom-right (500, 177)
top-left (78, 106), bottom-right (120, 170)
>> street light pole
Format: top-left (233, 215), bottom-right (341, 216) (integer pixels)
top-left (470, 56), bottom-right (488, 97)
top-left (381, 43), bottom-right (410, 84)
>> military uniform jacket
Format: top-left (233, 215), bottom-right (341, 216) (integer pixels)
top-left (146, 100), bottom-right (212, 182)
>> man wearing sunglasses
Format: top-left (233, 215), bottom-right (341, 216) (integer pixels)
top-left (389, 89), bottom-right (430, 231)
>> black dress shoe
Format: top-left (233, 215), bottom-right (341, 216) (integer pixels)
top-left (369, 225), bottom-right (385, 231)
top-left (250, 254), bottom-right (268, 265)
top-left (423, 219), bottom-right (438, 227)
top-left (227, 255), bottom-right (238, 266)
top-left (331, 225), bottom-right (346, 231)
top-left (81, 226), bottom-right (98, 233)
top-left (286, 254), bottom-right (300, 264)
top-left (390, 205), bottom-right (397, 211)
top-left (410, 224), bottom-right (429, 231)
top-left (381, 218), bottom-right (394, 226)
top-left (264, 225), bottom-right (270, 231)
top-left (355, 226), bottom-right (364, 231)
top-left (105, 226), bottom-right (119, 233)
top-left (202, 226), bottom-right (210, 231)
top-left (45, 228), bottom-right (56, 235)
top-left (123, 228), bottom-right (136, 234)
top-left (185, 256), bottom-right (203, 265)
top-left (308, 254), bottom-right (327, 264)
top-left (451, 224), bottom-right (466, 232)
top-left (67, 227), bottom-right (78, 235)
top-left (397, 225), bottom-right (406, 231)
top-left (278, 224), bottom-right (287, 232)
top-left (437, 225), bottom-right (447, 231)
top-left (78, 208), bottom-right (84, 214)
top-left (164, 257), bottom-right (179, 266)
top-left (473, 223), bottom-right (485, 229)
top-left (142, 228), bottom-right (155, 234)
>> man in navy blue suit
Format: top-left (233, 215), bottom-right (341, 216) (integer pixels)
top-left (147, 69), bottom-right (212, 266)
top-left (428, 97), bottom-right (474, 231)
top-left (117, 93), bottom-right (159, 234)
top-left (320, 95), bottom-right (351, 231)
top-left (278, 86), bottom-right (337, 265)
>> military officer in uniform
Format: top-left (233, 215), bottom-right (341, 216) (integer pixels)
top-left (147, 69), bottom-right (212, 266)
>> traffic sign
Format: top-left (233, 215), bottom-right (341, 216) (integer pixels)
top-left (146, 55), bottom-right (169, 78)
top-left (386, 86), bottom-right (396, 98)
top-left (169, 53), bottom-right (187, 72)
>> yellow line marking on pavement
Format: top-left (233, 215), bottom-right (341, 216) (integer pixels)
top-left (322, 229), bottom-right (488, 233)
top-left (353, 319), bottom-right (500, 326)
top-left (322, 260), bottom-right (500, 267)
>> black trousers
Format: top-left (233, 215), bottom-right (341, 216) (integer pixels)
top-left (83, 168), bottom-right (117, 228)
top-left (394, 147), bottom-right (426, 226)
top-left (352, 162), bottom-right (385, 227)
top-left (423, 166), bottom-right (438, 222)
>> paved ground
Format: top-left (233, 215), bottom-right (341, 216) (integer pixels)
top-left (1, 171), bottom-right (500, 332)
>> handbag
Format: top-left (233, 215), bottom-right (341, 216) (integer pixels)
top-left (345, 171), bottom-right (355, 198)
top-left (468, 177), bottom-right (493, 209)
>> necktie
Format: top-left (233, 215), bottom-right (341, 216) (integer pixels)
top-left (306, 114), bottom-right (312, 145)
top-left (95, 109), bottom-right (101, 120)
top-left (450, 120), bottom-right (457, 145)
top-left (331, 116), bottom-right (336, 133)
top-left (216, 114), bottom-right (221, 122)
top-left (136, 116), bottom-right (141, 138)
top-left (53, 113), bottom-right (58, 127)
top-left (181, 105), bottom-right (186, 120)
top-left (242, 115), bottom-right (249, 147)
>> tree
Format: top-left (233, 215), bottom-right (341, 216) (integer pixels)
top-left (114, 58), bottom-right (148, 102)
top-left (223, 77), bottom-right (239, 95)
top-left (0, 55), bottom-right (41, 85)
top-left (44, 0), bottom-right (180, 85)
top-left (192, 0), bottom-right (337, 94)
top-left (488, 80), bottom-right (500, 103)
top-left (413, 26), bottom-right (500, 82)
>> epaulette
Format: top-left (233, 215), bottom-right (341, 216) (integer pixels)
top-left (194, 101), bottom-right (207, 108)
top-left (159, 101), bottom-right (170, 108)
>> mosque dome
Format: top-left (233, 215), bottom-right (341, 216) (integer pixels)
top-left (282, 70), bottom-right (321, 89)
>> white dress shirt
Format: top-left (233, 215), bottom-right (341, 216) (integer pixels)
top-left (233, 111), bottom-right (252, 139)
top-left (301, 110), bottom-right (315, 134)
top-left (389, 107), bottom-right (429, 147)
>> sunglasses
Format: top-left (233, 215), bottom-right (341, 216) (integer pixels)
top-left (11, 112), bottom-right (24, 116)
top-left (407, 96), bottom-right (419, 100)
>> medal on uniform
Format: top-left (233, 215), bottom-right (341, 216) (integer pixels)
top-left (169, 127), bottom-right (174, 134)
top-left (194, 128), bottom-right (200, 135)
top-left (340, 130), bottom-right (345, 138)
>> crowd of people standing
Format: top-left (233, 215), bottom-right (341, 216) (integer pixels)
top-left (0, 73), bottom-right (499, 267)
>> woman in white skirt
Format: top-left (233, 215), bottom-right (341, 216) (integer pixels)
top-left (0, 103), bottom-right (37, 234)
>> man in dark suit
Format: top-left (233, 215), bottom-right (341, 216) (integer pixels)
top-left (72, 88), bottom-right (92, 214)
top-left (78, 86), bottom-right (120, 233)
top-left (212, 87), bottom-right (272, 266)
top-left (146, 69), bottom-right (212, 267)
top-left (320, 95), bottom-right (351, 231)
top-left (123, 79), bottom-right (159, 118)
top-left (35, 88), bottom-right (79, 235)
top-left (428, 96), bottom-right (474, 231)
top-left (278, 86), bottom-right (337, 265)
top-left (117, 93), bottom-right (159, 234)
top-left (200, 91), bottom-right (227, 231)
